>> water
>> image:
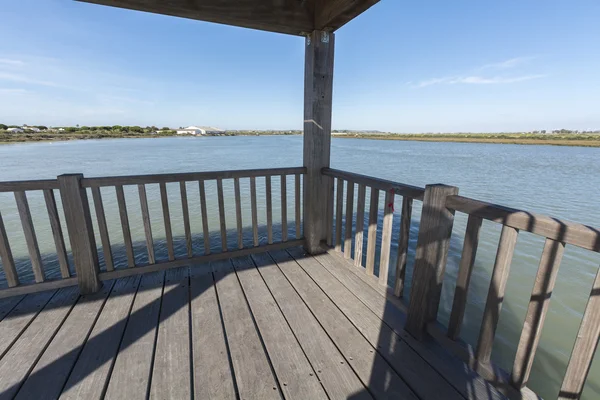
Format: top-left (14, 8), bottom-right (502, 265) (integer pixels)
top-left (1, 136), bottom-right (599, 399)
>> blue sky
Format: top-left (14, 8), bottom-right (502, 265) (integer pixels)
top-left (1, 0), bottom-right (599, 132)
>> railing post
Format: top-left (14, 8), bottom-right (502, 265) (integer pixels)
top-left (303, 30), bottom-right (335, 254)
top-left (406, 184), bottom-right (459, 340)
top-left (58, 174), bottom-right (101, 294)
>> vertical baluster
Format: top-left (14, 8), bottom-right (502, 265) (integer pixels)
top-left (511, 238), bottom-right (565, 388)
top-left (475, 225), bottom-right (519, 364)
top-left (334, 178), bottom-right (344, 252)
top-left (265, 176), bottom-right (273, 244)
top-left (281, 175), bottom-right (288, 242)
top-left (295, 173), bottom-right (301, 239)
top-left (378, 190), bottom-right (395, 286)
top-left (344, 181), bottom-right (355, 259)
top-left (43, 189), bottom-right (70, 278)
top-left (0, 210), bottom-right (18, 287)
top-left (365, 188), bottom-right (379, 276)
top-left (394, 197), bottom-right (413, 297)
top-left (447, 214), bottom-right (483, 339)
top-left (234, 177), bottom-right (243, 249)
top-left (180, 181), bottom-right (193, 258)
top-left (217, 178), bottom-right (227, 251)
top-left (116, 185), bottom-right (135, 268)
top-left (354, 184), bottom-right (366, 267)
top-left (91, 187), bottom-right (114, 271)
top-left (14, 191), bottom-right (44, 282)
top-left (559, 264), bottom-right (600, 400)
top-left (159, 182), bottom-right (175, 261)
top-left (199, 180), bottom-right (211, 255)
top-left (138, 184), bottom-right (155, 265)
top-left (326, 176), bottom-right (334, 246)
top-left (250, 177), bottom-right (259, 247)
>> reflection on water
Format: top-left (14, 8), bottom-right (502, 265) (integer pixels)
top-left (1, 136), bottom-right (600, 399)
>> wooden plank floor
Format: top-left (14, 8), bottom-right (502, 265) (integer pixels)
top-left (0, 247), bottom-right (505, 400)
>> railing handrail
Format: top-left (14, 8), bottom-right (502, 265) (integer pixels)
top-left (0, 179), bottom-right (59, 193)
top-left (322, 167), bottom-right (426, 200)
top-left (446, 194), bottom-right (600, 252)
top-left (81, 166), bottom-right (306, 188)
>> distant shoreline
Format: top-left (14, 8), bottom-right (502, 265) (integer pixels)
top-left (2, 131), bottom-right (600, 148)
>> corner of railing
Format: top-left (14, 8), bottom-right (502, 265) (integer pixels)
top-left (57, 173), bottom-right (102, 294)
top-left (405, 183), bottom-right (459, 340)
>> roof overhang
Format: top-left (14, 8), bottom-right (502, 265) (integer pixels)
top-left (76, 0), bottom-right (380, 36)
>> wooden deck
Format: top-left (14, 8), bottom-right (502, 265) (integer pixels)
top-left (0, 247), bottom-right (504, 400)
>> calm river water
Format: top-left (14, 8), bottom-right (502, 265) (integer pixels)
top-left (1, 136), bottom-right (599, 399)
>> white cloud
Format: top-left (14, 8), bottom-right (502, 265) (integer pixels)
top-left (0, 72), bottom-right (59, 87)
top-left (0, 58), bottom-right (24, 66)
top-left (0, 88), bottom-right (29, 94)
top-left (479, 56), bottom-right (535, 70)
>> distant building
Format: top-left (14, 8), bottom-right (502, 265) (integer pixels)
top-left (7, 128), bottom-right (24, 133)
top-left (176, 126), bottom-right (226, 136)
top-left (21, 125), bottom-right (40, 132)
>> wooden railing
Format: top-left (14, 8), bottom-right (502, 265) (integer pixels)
top-left (322, 168), bottom-right (600, 400)
top-left (0, 167), bottom-right (305, 297)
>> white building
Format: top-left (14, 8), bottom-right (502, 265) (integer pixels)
top-left (7, 128), bottom-right (24, 133)
top-left (21, 125), bottom-right (40, 132)
top-left (176, 126), bottom-right (226, 136)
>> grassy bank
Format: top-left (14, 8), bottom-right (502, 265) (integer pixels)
top-left (335, 133), bottom-right (600, 147)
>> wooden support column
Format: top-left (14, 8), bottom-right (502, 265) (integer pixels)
top-left (303, 30), bottom-right (335, 254)
top-left (406, 184), bottom-right (459, 340)
top-left (58, 174), bottom-right (101, 294)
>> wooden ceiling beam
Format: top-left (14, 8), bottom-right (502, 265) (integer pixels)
top-left (314, 0), bottom-right (380, 31)
top-left (77, 0), bottom-right (314, 36)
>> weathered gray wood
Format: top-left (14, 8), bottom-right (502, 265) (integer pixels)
top-left (315, 0), bottom-right (380, 31)
top-left (250, 176), bottom-right (259, 247)
top-left (272, 249), bottom-right (417, 400)
top-left (393, 197), bottom-right (412, 297)
top-left (98, 240), bottom-right (305, 282)
top-left (365, 188), bottom-right (379, 275)
top-left (334, 178), bottom-right (344, 252)
top-left (0, 210), bottom-right (18, 287)
top-left (0, 179), bottom-right (58, 193)
top-left (211, 259), bottom-right (280, 400)
top-left (232, 255), bottom-right (327, 399)
top-left (149, 268), bottom-right (191, 400)
top-left (14, 191), bottom-right (44, 282)
top-left (559, 264), bottom-right (600, 400)
top-left (116, 185), bottom-right (135, 268)
top-left (446, 195), bottom-right (600, 253)
top-left (0, 290), bottom-right (55, 358)
top-left (326, 176), bottom-right (334, 246)
top-left (91, 186), bottom-right (114, 271)
top-left (405, 184), bottom-right (459, 340)
top-left (58, 174), bottom-right (101, 294)
top-left (323, 168), bottom-right (425, 201)
top-left (44, 189), bottom-right (70, 278)
top-left (81, 167), bottom-right (306, 188)
top-left (61, 275), bottom-right (141, 400)
top-left (189, 266), bottom-right (236, 400)
top-left (138, 184), bottom-right (156, 265)
top-left (295, 173), bottom-right (301, 239)
top-left (315, 251), bottom-right (505, 400)
top-left (252, 252), bottom-right (370, 400)
top-left (0, 295), bottom-right (24, 322)
top-left (234, 177), bottom-right (243, 249)
top-left (511, 238), bottom-right (565, 388)
top-left (344, 181), bottom-right (354, 259)
top-left (354, 184), bottom-right (366, 267)
top-left (104, 272), bottom-right (164, 400)
top-left (447, 214), bottom-right (483, 340)
top-left (159, 182), bottom-right (175, 261)
top-left (281, 175), bottom-right (288, 242)
top-left (266, 175), bottom-right (273, 245)
top-left (217, 178), bottom-right (228, 251)
top-left (199, 180), bottom-right (211, 254)
top-left (0, 277), bottom-right (78, 299)
top-left (180, 181), bottom-right (193, 258)
top-left (378, 190), bottom-right (394, 286)
top-left (14, 283), bottom-right (114, 400)
top-left (303, 30), bottom-right (334, 254)
top-left (0, 287), bottom-right (78, 400)
top-left (475, 225), bottom-right (519, 364)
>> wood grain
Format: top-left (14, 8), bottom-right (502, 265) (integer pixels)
top-left (234, 177), bottom-right (243, 249)
top-left (138, 184), bottom-right (156, 265)
top-left (180, 181), bottom-right (193, 257)
top-left (116, 185), bottom-right (135, 267)
top-left (91, 186), bottom-right (114, 271)
top-left (0, 210), bottom-right (18, 287)
top-left (334, 178), bottom-right (344, 252)
top-left (199, 180), bottom-right (211, 255)
top-left (326, 176), bottom-right (334, 246)
top-left (159, 182), bottom-right (175, 261)
top-left (14, 191), bottom-right (44, 282)
top-left (344, 181), bottom-right (354, 259)
top-left (250, 177), bottom-right (259, 247)
top-left (43, 189), bottom-right (70, 278)
top-left (378, 189), bottom-right (394, 286)
top-left (365, 188), bottom-right (379, 275)
top-left (266, 176), bottom-right (273, 245)
top-left (295, 173), bottom-right (302, 239)
top-left (281, 175), bottom-right (288, 242)
top-left (354, 184), bottom-right (366, 268)
top-left (393, 197), bottom-right (412, 297)
top-left (217, 178), bottom-right (228, 251)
